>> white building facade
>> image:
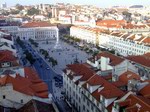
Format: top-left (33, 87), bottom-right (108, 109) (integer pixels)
top-left (70, 25), bottom-right (150, 56)
top-left (70, 26), bottom-right (101, 45)
top-left (99, 32), bottom-right (150, 56)
top-left (17, 21), bottom-right (59, 40)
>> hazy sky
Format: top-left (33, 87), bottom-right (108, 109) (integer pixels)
top-left (1, 0), bottom-right (150, 8)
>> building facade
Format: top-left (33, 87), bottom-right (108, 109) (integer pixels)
top-left (17, 21), bottom-right (59, 40)
top-left (70, 26), bottom-right (101, 45)
top-left (99, 32), bottom-right (150, 56)
top-left (70, 25), bottom-right (150, 56)
top-left (63, 52), bottom-right (150, 112)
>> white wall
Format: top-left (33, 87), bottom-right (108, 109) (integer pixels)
top-left (114, 60), bottom-right (138, 77)
top-left (101, 57), bottom-right (113, 71)
top-left (0, 26), bottom-right (19, 33)
top-left (98, 33), bottom-right (150, 56)
top-left (18, 27), bottom-right (59, 40)
top-left (104, 97), bottom-right (117, 107)
top-left (0, 84), bottom-right (32, 109)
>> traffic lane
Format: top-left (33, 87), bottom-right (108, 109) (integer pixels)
top-left (33, 59), bottom-right (55, 92)
top-left (33, 61), bottom-right (52, 92)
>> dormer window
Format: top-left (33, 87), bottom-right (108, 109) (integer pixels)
top-left (1, 62), bottom-right (10, 68)
top-left (21, 99), bottom-right (23, 103)
top-left (3, 95), bottom-right (5, 99)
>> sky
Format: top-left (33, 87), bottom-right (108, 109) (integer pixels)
top-left (1, 0), bottom-right (150, 8)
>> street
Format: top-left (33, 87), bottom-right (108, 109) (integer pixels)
top-left (19, 41), bottom-right (72, 112)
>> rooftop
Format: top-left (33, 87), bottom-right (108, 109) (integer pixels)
top-left (118, 94), bottom-right (150, 112)
top-left (66, 64), bottom-right (95, 81)
top-left (89, 51), bottom-right (124, 66)
top-left (119, 70), bottom-right (140, 84)
top-left (139, 84), bottom-right (150, 98)
top-left (0, 50), bottom-right (17, 63)
top-left (21, 21), bottom-right (56, 28)
top-left (126, 53), bottom-right (150, 68)
top-left (0, 67), bottom-right (49, 98)
top-left (86, 75), bottom-right (125, 99)
top-left (18, 99), bottom-right (55, 112)
top-left (96, 20), bottom-right (126, 27)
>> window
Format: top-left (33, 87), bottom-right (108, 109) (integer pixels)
top-left (83, 96), bottom-right (85, 102)
top-left (3, 95), bottom-right (5, 99)
top-left (91, 105), bottom-right (94, 110)
top-left (21, 99), bottom-right (23, 103)
top-left (87, 100), bottom-right (89, 106)
top-left (83, 105), bottom-right (85, 111)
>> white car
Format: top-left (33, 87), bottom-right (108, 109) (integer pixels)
top-left (46, 67), bottom-right (50, 70)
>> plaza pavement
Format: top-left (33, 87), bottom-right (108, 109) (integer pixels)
top-left (36, 40), bottom-right (91, 75)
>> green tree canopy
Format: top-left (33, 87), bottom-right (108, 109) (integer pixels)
top-left (27, 7), bottom-right (39, 15)
top-left (15, 4), bottom-right (24, 10)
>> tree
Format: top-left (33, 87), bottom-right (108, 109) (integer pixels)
top-left (10, 9), bottom-right (20, 15)
top-left (122, 11), bottom-right (132, 19)
top-left (16, 37), bottom-right (25, 48)
top-left (27, 7), bottom-right (39, 15)
top-left (15, 4), bottom-right (24, 10)
top-left (1, 11), bottom-right (9, 16)
top-left (24, 50), bottom-right (35, 65)
top-left (47, 12), bottom-right (52, 18)
top-left (29, 38), bottom-right (38, 47)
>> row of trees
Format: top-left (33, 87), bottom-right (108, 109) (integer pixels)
top-left (29, 39), bottom-right (39, 47)
top-left (39, 49), bottom-right (58, 67)
top-left (27, 7), bottom-right (40, 15)
top-left (24, 50), bottom-right (35, 65)
top-left (16, 37), bottom-right (25, 48)
top-left (16, 37), bottom-right (35, 65)
top-left (63, 35), bottom-right (81, 43)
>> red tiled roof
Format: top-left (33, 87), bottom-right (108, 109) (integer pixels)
top-left (93, 51), bottom-right (124, 66)
top-left (139, 84), bottom-right (150, 98)
top-left (86, 75), bottom-right (124, 99)
top-left (123, 23), bottom-right (134, 29)
top-left (118, 94), bottom-right (150, 112)
top-left (142, 37), bottom-right (150, 44)
top-left (87, 75), bottom-right (106, 86)
top-left (24, 67), bottom-right (41, 81)
top-left (96, 20), bottom-right (126, 27)
top-left (137, 96), bottom-right (150, 105)
top-left (0, 68), bottom-right (48, 98)
top-left (21, 21), bottom-right (56, 28)
top-left (119, 71), bottom-right (140, 84)
top-left (118, 99), bottom-right (131, 107)
top-left (101, 74), bottom-right (112, 80)
top-left (126, 54), bottom-right (150, 68)
top-left (144, 52), bottom-right (150, 57)
top-left (0, 50), bottom-right (17, 62)
top-left (66, 64), bottom-right (95, 81)
top-left (111, 80), bottom-right (127, 87)
top-left (123, 23), bottom-right (147, 29)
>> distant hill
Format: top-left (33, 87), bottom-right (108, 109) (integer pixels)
top-left (129, 5), bottom-right (143, 8)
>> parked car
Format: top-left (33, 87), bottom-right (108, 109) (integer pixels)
top-left (46, 67), bottom-right (50, 70)
top-left (54, 76), bottom-right (62, 82)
